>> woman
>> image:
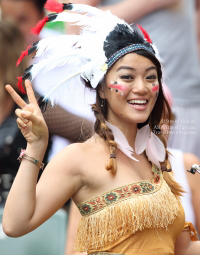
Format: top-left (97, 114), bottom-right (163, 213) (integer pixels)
top-left (2, 1), bottom-right (200, 254)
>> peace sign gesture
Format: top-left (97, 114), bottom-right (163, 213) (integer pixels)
top-left (5, 80), bottom-right (49, 146)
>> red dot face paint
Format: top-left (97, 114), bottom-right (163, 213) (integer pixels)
top-left (109, 84), bottom-right (129, 91)
top-left (152, 85), bottom-right (159, 92)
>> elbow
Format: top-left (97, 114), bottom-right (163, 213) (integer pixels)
top-left (2, 221), bottom-right (25, 238)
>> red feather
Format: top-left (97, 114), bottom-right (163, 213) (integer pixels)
top-left (17, 76), bottom-right (26, 94)
top-left (16, 45), bottom-right (32, 67)
top-left (45, 0), bottom-right (63, 13)
top-left (31, 17), bottom-right (49, 35)
top-left (137, 24), bottom-right (152, 44)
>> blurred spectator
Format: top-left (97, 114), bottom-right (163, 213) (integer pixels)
top-left (197, 0), bottom-right (200, 59)
top-left (0, 19), bottom-right (93, 206)
top-left (1, 0), bottom-right (96, 159)
top-left (1, 0), bottom-right (46, 45)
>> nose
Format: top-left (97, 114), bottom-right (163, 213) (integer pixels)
top-left (131, 78), bottom-right (147, 94)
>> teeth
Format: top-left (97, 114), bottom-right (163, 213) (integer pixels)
top-left (128, 99), bottom-right (147, 104)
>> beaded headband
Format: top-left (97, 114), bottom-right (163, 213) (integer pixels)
top-left (106, 44), bottom-right (155, 69)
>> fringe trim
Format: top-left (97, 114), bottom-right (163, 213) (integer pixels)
top-left (183, 222), bottom-right (198, 241)
top-left (75, 178), bottom-right (180, 252)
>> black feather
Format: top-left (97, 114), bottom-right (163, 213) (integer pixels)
top-left (25, 65), bottom-right (33, 73)
top-left (104, 24), bottom-right (154, 59)
top-left (22, 72), bottom-right (32, 81)
top-left (37, 96), bottom-right (49, 113)
top-left (48, 13), bottom-right (58, 22)
top-left (63, 3), bottom-right (73, 10)
top-left (28, 45), bottom-right (37, 55)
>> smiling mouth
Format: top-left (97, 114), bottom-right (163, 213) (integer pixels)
top-left (127, 99), bottom-right (148, 106)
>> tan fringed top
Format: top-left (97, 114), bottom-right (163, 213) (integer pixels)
top-left (75, 163), bottom-right (185, 255)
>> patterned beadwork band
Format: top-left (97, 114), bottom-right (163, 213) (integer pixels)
top-left (106, 44), bottom-right (155, 69)
top-left (89, 253), bottom-right (124, 255)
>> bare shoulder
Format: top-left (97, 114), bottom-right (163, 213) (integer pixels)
top-left (49, 134), bottom-right (103, 174)
top-left (183, 152), bottom-right (200, 192)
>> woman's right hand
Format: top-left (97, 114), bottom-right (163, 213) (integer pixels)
top-left (5, 80), bottom-right (49, 146)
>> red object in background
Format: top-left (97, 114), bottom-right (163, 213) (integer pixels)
top-left (45, 0), bottom-right (64, 13)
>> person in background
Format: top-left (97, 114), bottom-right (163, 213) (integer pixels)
top-left (0, 19), bottom-right (93, 206)
top-left (67, 0), bottom-right (200, 159)
top-left (1, 0), bottom-right (47, 45)
top-left (197, 0), bottom-right (200, 59)
top-left (1, 0), bottom-right (96, 159)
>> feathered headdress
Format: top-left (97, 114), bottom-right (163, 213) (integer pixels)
top-left (16, 0), bottom-right (161, 101)
top-left (16, 0), bottom-right (165, 169)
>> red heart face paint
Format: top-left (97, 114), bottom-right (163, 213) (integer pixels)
top-left (109, 84), bottom-right (129, 91)
top-left (152, 85), bottom-right (159, 92)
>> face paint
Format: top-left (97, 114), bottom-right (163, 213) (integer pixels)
top-left (152, 85), bottom-right (159, 92)
top-left (109, 83), bottom-right (129, 91)
top-left (111, 80), bottom-right (118, 85)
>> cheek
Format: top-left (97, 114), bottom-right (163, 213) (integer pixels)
top-left (152, 85), bottom-right (159, 92)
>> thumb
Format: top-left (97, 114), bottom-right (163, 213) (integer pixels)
top-left (21, 110), bottom-right (41, 125)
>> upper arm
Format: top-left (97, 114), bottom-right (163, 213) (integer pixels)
top-left (27, 144), bottom-right (85, 233)
top-left (184, 153), bottom-right (200, 233)
top-left (175, 230), bottom-right (191, 255)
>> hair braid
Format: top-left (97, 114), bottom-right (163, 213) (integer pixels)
top-left (150, 92), bottom-right (185, 197)
top-left (91, 95), bottom-right (117, 174)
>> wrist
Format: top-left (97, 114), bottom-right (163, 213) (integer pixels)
top-left (26, 141), bottom-right (48, 161)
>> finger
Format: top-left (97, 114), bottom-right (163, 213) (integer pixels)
top-left (25, 80), bottom-right (38, 105)
top-left (15, 109), bottom-right (29, 123)
top-left (5, 85), bottom-right (27, 109)
top-left (16, 117), bottom-right (27, 128)
top-left (21, 110), bottom-right (41, 125)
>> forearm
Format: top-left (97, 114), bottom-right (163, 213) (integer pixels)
top-left (3, 142), bottom-right (47, 237)
top-left (99, 0), bottom-right (180, 23)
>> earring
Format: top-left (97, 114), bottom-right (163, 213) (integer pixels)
top-left (101, 99), bottom-right (105, 109)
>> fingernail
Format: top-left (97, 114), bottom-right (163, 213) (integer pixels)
top-left (21, 111), bottom-right (27, 116)
top-left (22, 118), bottom-right (28, 123)
top-left (23, 123), bottom-right (27, 127)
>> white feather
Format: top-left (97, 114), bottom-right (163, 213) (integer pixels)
top-left (35, 35), bottom-right (80, 58)
top-left (105, 121), bottom-right (138, 161)
top-left (135, 124), bottom-right (150, 154)
top-left (69, 4), bottom-right (104, 17)
top-left (145, 132), bottom-right (166, 169)
top-left (31, 54), bottom-right (81, 80)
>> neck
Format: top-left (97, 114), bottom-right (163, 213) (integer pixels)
top-left (107, 116), bottom-right (138, 150)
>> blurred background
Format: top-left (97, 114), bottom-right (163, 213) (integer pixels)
top-left (0, 0), bottom-right (200, 255)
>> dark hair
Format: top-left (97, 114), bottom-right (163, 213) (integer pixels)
top-left (0, 19), bottom-right (28, 89)
top-left (82, 24), bottom-right (184, 196)
top-left (31, 0), bottom-right (47, 13)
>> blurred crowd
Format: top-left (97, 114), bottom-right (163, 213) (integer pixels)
top-left (0, 0), bottom-right (200, 255)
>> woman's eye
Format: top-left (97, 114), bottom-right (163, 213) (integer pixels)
top-left (120, 75), bottom-right (133, 80)
top-left (147, 75), bottom-right (157, 80)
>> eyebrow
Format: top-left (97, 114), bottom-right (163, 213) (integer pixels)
top-left (116, 66), bottom-right (157, 72)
